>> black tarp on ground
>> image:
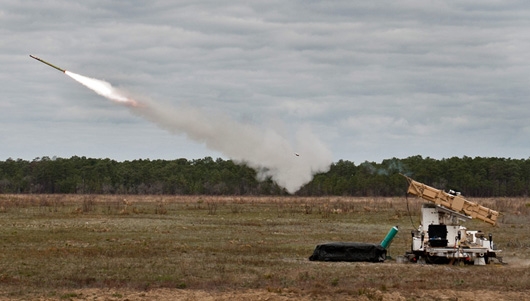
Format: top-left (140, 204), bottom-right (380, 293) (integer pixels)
top-left (308, 242), bottom-right (386, 262)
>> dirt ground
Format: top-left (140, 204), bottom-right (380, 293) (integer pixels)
top-left (3, 288), bottom-right (526, 301)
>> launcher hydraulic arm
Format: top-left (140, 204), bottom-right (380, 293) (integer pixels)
top-left (402, 175), bottom-right (499, 226)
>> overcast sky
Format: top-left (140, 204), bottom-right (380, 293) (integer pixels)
top-left (2, 1), bottom-right (530, 165)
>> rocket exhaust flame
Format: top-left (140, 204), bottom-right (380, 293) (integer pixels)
top-left (30, 55), bottom-right (332, 193)
top-left (65, 71), bottom-right (140, 107)
top-left (29, 55), bottom-right (139, 107)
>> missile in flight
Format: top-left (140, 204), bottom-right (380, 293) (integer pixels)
top-left (29, 55), bottom-right (66, 73)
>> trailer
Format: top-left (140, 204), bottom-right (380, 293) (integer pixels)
top-left (402, 175), bottom-right (502, 265)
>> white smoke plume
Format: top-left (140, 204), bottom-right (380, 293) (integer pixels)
top-left (66, 71), bottom-right (140, 107)
top-left (65, 71), bottom-right (333, 193)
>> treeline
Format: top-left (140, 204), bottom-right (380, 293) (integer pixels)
top-left (1, 155), bottom-right (530, 197)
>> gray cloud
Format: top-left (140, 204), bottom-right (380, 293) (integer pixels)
top-left (2, 0), bottom-right (530, 169)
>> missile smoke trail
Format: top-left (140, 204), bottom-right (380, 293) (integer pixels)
top-left (133, 102), bottom-right (333, 193)
top-left (31, 55), bottom-right (332, 193)
top-left (65, 71), bottom-right (140, 107)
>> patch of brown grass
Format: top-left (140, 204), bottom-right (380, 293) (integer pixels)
top-left (0, 195), bottom-right (528, 300)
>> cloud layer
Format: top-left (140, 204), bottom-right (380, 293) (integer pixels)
top-left (2, 1), bottom-right (530, 166)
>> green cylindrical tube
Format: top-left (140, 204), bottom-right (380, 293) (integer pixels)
top-left (380, 226), bottom-right (399, 249)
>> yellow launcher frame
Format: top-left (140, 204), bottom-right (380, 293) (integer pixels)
top-left (403, 175), bottom-right (499, 226)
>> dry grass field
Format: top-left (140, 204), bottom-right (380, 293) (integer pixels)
top-left (0, 194), bottom-right (529, 300)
